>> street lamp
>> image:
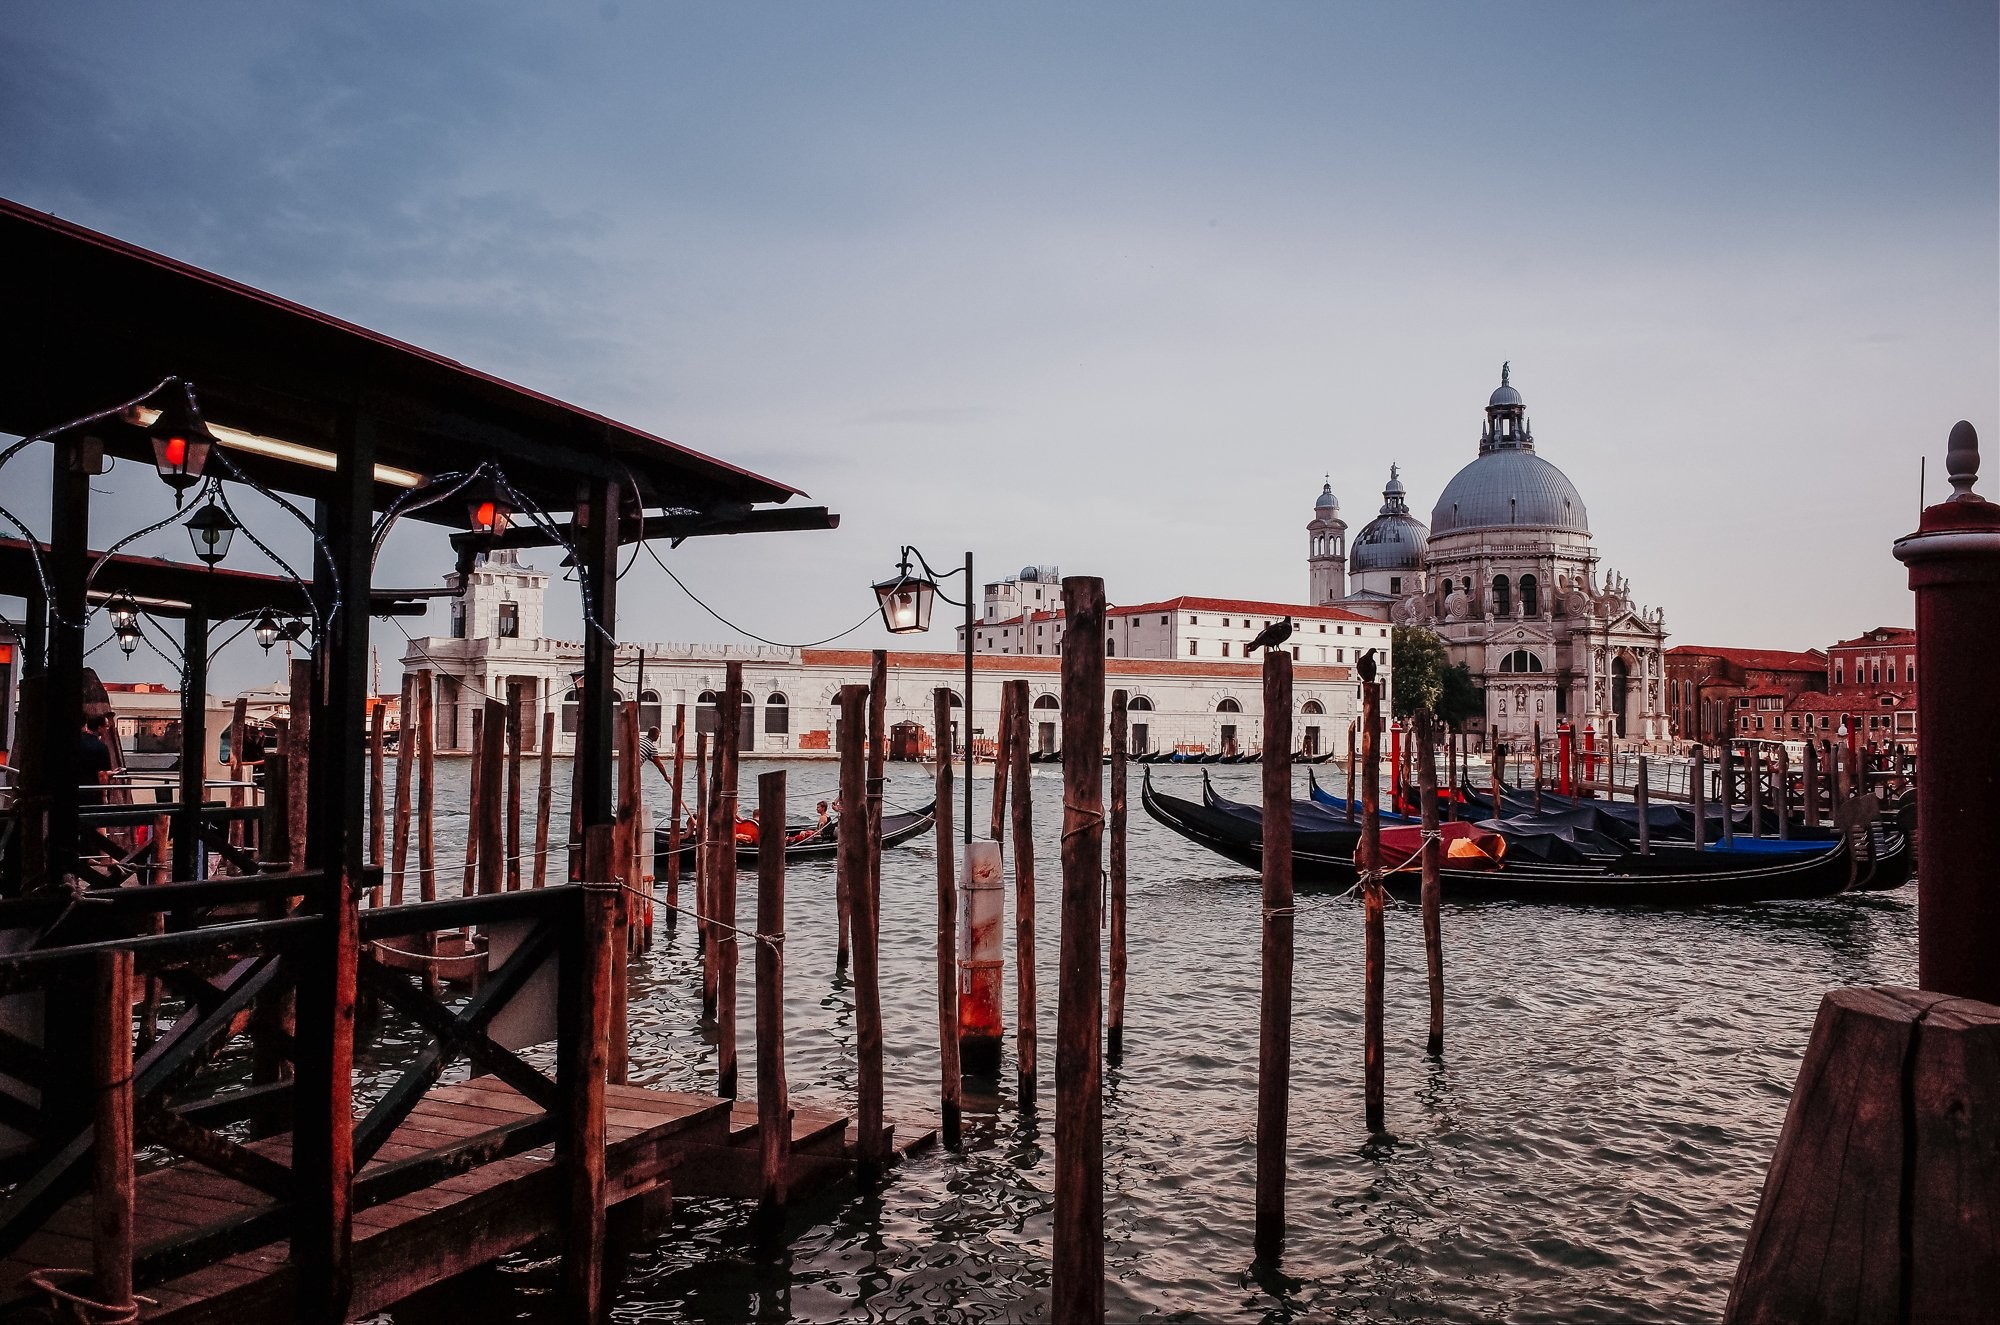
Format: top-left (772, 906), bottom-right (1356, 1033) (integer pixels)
top-left (186, 499), bottom-right (238, 566)
top-left (871, 546), bottom-right (975, 844)
top-left (253, 609), bottom-right (282, 652)
top-left (142, 384), bottom-right (214, 503)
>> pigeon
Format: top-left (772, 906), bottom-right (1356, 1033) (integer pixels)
top-left (1245, 616), bottom-right (1294, 653)
top-left (1356, 647), bottom-right (1379, 682)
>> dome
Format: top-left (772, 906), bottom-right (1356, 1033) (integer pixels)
top-left (1350, 464), bottom-right (1428, 572)
top-left (1488, 383), bottom-right (1522, 407)
top-left (1019, 566), bottom-right (1040, 582)
top-left (1314, 481), bottom-right (1339, 514)
top-left (1430, 449), bottom-right (1589, 536)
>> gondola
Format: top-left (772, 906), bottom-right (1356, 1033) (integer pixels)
top-left (1143, 770), bottom-right (1908, 904)
top-left (653, 799), bottom-right (936, 865)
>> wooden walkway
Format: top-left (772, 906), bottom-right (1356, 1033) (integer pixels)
top-left (1, 1079), bottom-right (933, 1323)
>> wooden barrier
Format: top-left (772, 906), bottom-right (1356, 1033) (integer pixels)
top-left (932, 689), bottom-right (963, 1151)
top-left (1254, 651), bottom-right (1294, 1266)
top-left (1053, 576), bottom-right (1106, 1325)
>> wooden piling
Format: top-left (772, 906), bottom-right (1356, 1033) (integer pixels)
top-left (1053, 576), bottom-right (1106, 1325)
top-left (1490, 740), bottom-right (1504, 819)
top-left (665, 703), bottom-right (685, 928)
top-left (1446, 728), bottom-right (1459, 822)
top-left (932, 689), bottom-right (962, 1151)
top-left (93, 949), bottom-right (135, 1315)
top-left (1417, 710), bottom-right (1445, 1058)
top-left (1532, 721), bottom-right (1544, 812)
top-left (1637, 755), bottom-right (1652, 855)
top-left (1720, 742), bottom-right (1736, 847)
top-left (367, 701), bottom-right (386, 901)
top-left (477, 700), bottom-right (507, 896)
top-left (463, 709), bottom-right (485, 897)
top-left (227, 696), bottom-right (249, 857)
top-left (533, 711), bottom-right (555, 888)
top-left (755, 770), bottom-right (790, 1237)
top-left (989, 682), bottom-right (1011, 842)
top-left (1254, 651), bottom-right (1295, 1266)
top-left (1361, 679), bottom-right (1385, 1132)
top-left (561, 866), bottom-right (615, 1325)
top-left (608, 701), bottom-right (638, 1087)
top-left (697, 730), bottom-right (716, 1015)
top-left (1345, 721), bottom-right (1357, 823)
top-left (1007, 677), bottom-right (1038, 1109)
top-left (390, 676), bottom-right (415, 905)
top-left (1748, 742), bottom-right (1764, 838)
top-left (287, 658), bottom-right (310, 872)
top-left (1692, 746), bottom-right (1708, 851)
top-left (1108, 689), bottom-right (1129, 1066)
top-left (1775, 745), bottom-right (1790, 840)
top-left (506, 684), bottom-right (525, 891)
top-left (837, 682), bottom-right (869, 1075)
top-left (415, 671), bottom-right (436, 904)
top-left (716, 664), bottom-right (743, 1100)
top-left (855, 651), bottom-right (888, 1171)
top-left (1803, 739), bottom-right (1821, 829)
top-left (261, 743), bottom-right (290, 870)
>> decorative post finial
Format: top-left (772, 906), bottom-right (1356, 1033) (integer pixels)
top-left (1946, 420), bottom-right (1981, 502)
top-left (1500, 360), bottom-right (1510, 387)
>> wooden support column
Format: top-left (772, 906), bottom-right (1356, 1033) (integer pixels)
top-left (932, 689), bottom-right (962, 1150)
top-left (855, 651), bottom-right (887, 1170)
top-left (93, 949), bottom-right (135, 1315)
top-left (575, 475), bottom-right (620, 858)
top-left (1417, 710), bottom-right (1445, 1057)
top-left (1775, 745), bottom-right (1790, 841)
top-left (43, 438), bottom-right (91, 889)
top-left (506, 681), bottom-right (525, 891)
top-left (1053, 576), bottom-right (1105, 1325)
top-left (561, 864), bottom-right (615, 1324)
top-left (174, 601), bottom-right (210, 883)
top-left (664, 703), bottom-right (685, 925)
top-left (754, 771), bottom-right (790, 1240)
top-left (477, 699), bottom-right (506, 895)
top-left (1720, 743), bottom-right (1736, 847)
top-left (463, 710), bottom-right (485, 896)
top-left (1254, 651), bottom-right (1294, 1265)
top-left (1107, 689), bottom-right (1129, 1065)
top-left (1007, 677), bottom-right (1038, 1108)
top-left (1361, 679), bottom-right (1386, 1132)
top-left (287, 658), bottom-right (312, 872)
top-left (227, 696), bottom-right (249, 858)
top-left (696, 730), bottom-right (714, 1009)
top-left (390, 675), bottom-right (415, 904)
top-left (609, 700), bottom-right (639, 1086)
top-left (368, 699), bottom-right (386, 888)
top-left (988, 684), bottom-right (1010, 841)
top-left (716, 663), bottom-right (743, 1099)
top-left (1748, 742), bottom-right (1764, 838)
top-left (534, 711), bottom-right (556, 888)
top-left (1344, 721), bottom-right (1357, 823)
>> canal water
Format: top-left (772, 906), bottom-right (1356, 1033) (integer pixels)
top-left (376, 756), bottom-right (1916, 1324)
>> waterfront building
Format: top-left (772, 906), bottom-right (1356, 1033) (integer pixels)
top-left (1310, 366), bottom-right (1672, 745)
top-left (1665, 646), bottom-right (1828, 744)
top-left (1782, 626), bottom-right (1917, 747)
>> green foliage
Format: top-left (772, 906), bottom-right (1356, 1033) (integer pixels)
top-left (1392, 624), bottom-right (1482, 728)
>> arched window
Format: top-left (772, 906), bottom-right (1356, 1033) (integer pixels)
top-left (1520, 574), bottom-right (1539, 617)
top-left (1492, 575), bottom-right (1512, 616)
top-left (1033, 694), bottom-right (1059, 710)
top-left (1300, 700), bottom-right (1325, 715)
top-left (1498, 650), bottom-right (1543, 673)
top-left (638, 689), bottom-right (662, 734)
top-left (1107, 639), bottom-right (1115, 656)
top-left (1216, 697), bottom-right (1241, 713)
top-left (560, 688), bottom-right (582, 736)
top-left (1127, 695), bottom-right (1153, 711)
top-left (695, 689), bottom-right (719, 735)
top-left (765, 692), bottom-right (789, 734)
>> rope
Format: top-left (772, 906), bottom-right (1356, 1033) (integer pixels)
top-left (24, 1267), bottom-right (152, 1325)
top-left (640, 539), bottom-right (880, 649)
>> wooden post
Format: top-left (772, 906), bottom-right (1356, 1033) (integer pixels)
top-left (837, 685), bottom-right (869, 1082)
top-left (1344, 721), bottom-right (1357, 823)
top-left (463, 709), bottom-right (485, 896)
top-left (477, 700), bottom-right (506, 895)
top-left (1361, 679), bottom-right (1386, 1132)
top-left (1446, 728), bottom-right (1459, 822)
top-left (608, 701), bottom-right (638, 1087)
top-left (416, 671), bottom-right (436, 903)
top-left (286, 658), bottom-right (311, 871)
top-left (390, 676), bottom-right (415, 905)
top-left (1532, 721), bottom-right (1543, 811)
top-left (698, 730), bottom-right (717, 1016)
top-left (1748, 741), bottom-right (1764, 838)
top-left (1637, 755), bottom-right (1652, 855)
top-left (1692, 746), bottom-right (1708, 851)
top-left (534, 712), bottom-right (556, 888)
top-left (1108, 689), bottom-right (1129, 1065)
top-left (665, 703), bottom-right (685, 927)
top-left (227, 696), bottom-right (249, 856)
top-left (1007, 677), bottom-right (1038, 1108)
top-left (1803, 738), bottom-right (1821, 830)
top-left (1775, 745), bottom-right (1790, 840)
top-left (716, 665), bottom-right (743, 1099)
top-left (1053, 576), bottom-right (1106, 1325)
top-left (367, 701), bottom-right (386, 901)
top-left (561, 868), bottom-right (615, 1325)
top-left (1720, 742), bottom-right (1736, 847)
top-left (1253, 651), bottom-right (1294, 1265)
top-left (1417, 711), bottom-right (1444, 1058)
top-left (855, 652), bottom-right (888, 1170)
top-left (988, 682), bottom-right (1011, 842)
top-left (754, 771), bottom-right (790, 1238)
top-left (261, 743), bottom-right (290, 870)
top-left (1489, 740), bottom-right (1504, 820)
top-left (506, 683), bottom-right (525, 891)
top-left (932, 689), bottom-right (962, 1150)
top-left (93, 949), bottom-right (135, 1315)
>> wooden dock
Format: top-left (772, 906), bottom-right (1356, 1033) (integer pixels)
top-left (0, 1076), bottom-right (931, 1322)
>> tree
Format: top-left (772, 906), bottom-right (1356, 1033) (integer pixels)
top-left (1392, 624), bottom-right (1481, 729)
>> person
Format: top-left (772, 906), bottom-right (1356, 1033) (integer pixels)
top-left (79, 715), bottom-right (115, 804)
top-left (638, 725), bottom-right (671, 781)
top-left (816, 800), bottom-right (832, 832)
top-left (734, 808), bottom-right (761, 846)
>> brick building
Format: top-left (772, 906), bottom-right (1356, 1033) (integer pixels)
top-left (1665, 645), bottom-right (1827, 744)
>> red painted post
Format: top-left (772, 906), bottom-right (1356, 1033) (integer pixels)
top-left (1893, 421), bottom-right (2000, 1003)
top-left (1582, 723), bottom-right (1597, 792)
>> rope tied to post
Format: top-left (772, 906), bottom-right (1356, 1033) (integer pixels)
top-left (1060, 805), bottom-right (1105, 844)
top-left (24, 1268), bottom-right (152, 1325)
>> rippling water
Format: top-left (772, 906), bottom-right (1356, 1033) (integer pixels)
top-left (378, 757), bottom-right (1915, 1323)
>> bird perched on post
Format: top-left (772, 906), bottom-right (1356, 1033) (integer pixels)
top-left (1245, 616), bottom-right (1294, 654)
top-left (1357, 647), bottom-right (1379, 682)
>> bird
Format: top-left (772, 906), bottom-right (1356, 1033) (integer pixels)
top-left (1357, 647), bottom-right (1379, 682)
top-left (1244, 616), bottom-right (1294, 653)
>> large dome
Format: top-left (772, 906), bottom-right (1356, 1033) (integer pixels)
top-left (1430, 449), bottom-right (1589, 536)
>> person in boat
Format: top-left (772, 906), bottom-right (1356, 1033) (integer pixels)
top-left (79, 714), bottom-right (115, 805)
top-left (638, 725), bottom-right (670, 782)
top-left (734, 809), bottom-right (760, 846)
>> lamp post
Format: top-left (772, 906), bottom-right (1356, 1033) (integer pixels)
top-left (873, 546), bottom-right (974, 844)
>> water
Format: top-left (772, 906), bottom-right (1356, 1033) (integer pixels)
top-left (379, 757), bottom-right (1916, 1323)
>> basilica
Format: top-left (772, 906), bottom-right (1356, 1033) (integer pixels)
top-left (1308, 367), bottom-right (1670, 745)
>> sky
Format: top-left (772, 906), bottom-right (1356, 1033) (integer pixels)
top-left (2, 2), bottom-right (1995, 696)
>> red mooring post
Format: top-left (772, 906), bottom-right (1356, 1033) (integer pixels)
top-left (1894, 421), bottom-right (2000, 1003)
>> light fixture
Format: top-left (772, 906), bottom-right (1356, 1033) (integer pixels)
top-left (468, 495), bottom-right (513, 538)
top-left (186, 500), bottom-right (237, 565)
top-left (114, 615), bottom-right (142, 656)
top-left (128, 407), bottom-right (426, 489)
top-left (107, 590), bottom-right (140, 635)
top-left (253, 609), bottom-right (282, 652)
top-left (872, 555), bottom-right (937, 634)
top-left (279, 618), bottom-right (311, 646)
top-left (143, 388), bottom-right (214, 501)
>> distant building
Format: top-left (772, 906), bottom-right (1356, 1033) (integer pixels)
top-left (1663, 627), bottom-right (1918, 749)
top-left (1803, 626), bottom-right (1917, 747)
top-left (1665, 646), bottom-right (1828, 743)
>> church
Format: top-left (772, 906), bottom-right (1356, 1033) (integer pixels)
top-left (1308, 367), bottom-right (1671, 746)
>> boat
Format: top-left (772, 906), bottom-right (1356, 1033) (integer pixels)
top-left (653, 799), bottom-right (936, 865)
top-left (1142, 770), bottom-right (1909, 903)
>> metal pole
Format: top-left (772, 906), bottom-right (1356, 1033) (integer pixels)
top-left (964, 550), bottom-right (973, 846)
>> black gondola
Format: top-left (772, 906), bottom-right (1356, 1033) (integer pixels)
top-left (1143, 770), bottom-right (1908, 904)
top-left (653, 799), bottom-right (936, 866)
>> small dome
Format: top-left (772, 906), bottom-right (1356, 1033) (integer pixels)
top-left (1488, 383), bottom-right (1522, 407)
top-left (1350, 465), bottom-right (1427, 572)
top-left (1019, 566), bottom-right (1040, 582)
top-left (1383, 463), bottom-right (1406, 498)
top-left (1314, 481), bottom-right (1339, 513)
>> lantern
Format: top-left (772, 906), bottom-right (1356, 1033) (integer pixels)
top-left (114, 617), bottom-right (141, 656)
top-left (106, 591), bottom-right (139, 635)
top-left (467, 486), bottom-right (513, 538)
top-left (145, 389), bottom-right (214, 499)
top-left (872, 557), bottom-right (937, 634)
top-left (253, 609), bottom-right (282, 652)
top-left (186, 500), bottom-right (237, 566)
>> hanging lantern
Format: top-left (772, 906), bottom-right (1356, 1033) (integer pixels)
top-left (144, 387), bottom-right (215, 499)
top-left (107, 590), bottom-right (140, 635)
top-left (253, 609), bottom-right (282, 652)
top-left (114, 617), bottom-right (141, 656)
top-left (467, 480), bottom-right (514, 538)
top-left (280, 618), bottom-right (311, 645)
top-left (186, 500), bottom-right (237, 566)
top-left (872, 555), bottom-right (936, 634)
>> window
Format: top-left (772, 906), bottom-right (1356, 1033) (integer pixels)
top-left (639, 689), bottom-right (662, 733)
top-left (1757, 696), bottom-right (1781, 710)
top-left (1317, 623), bottom-right (1326, 633)
top-left (1033, 694), bottom-right (1060, 710)
top-left (1871, 666), bottom-right (1881, 685)
top-left (1217, 698), bottom-right (1241, 713)
top-left (765, 692), bottom-right (789, 734)
top-left (1160, 615), bottom-right (1169, 625)
top-left (497, 601), bottom-right (519, 638)
top-left (560, 688), bottom-right (582, 736)
top-left (1499, 650), bottom-right (1543, 673)
top-left (1188, 641), bottom-right (1198, 656)
top-left (1301, 700), bottom-right (1324, 714)
top-left (1221, 641), bottom-right (1230, 657)
top-left (1520, 574), bottom-right (1539, 617)
top-left (1107, 640), bottom-right (1115, 656)
top-left (1896, 711), bottom-right (1915, 733)
top-left (695, 690), bottom-right (719, 735)
top-left (449, 601), bottom-right (467, 639)
top-left (1189, 616), bottom-right (1199, 625)
top-left (1128, 696), bottom-right (1153, 711)
top-left (1879, 695), bottom-right (1895, 707)
top-left (1389, 576), bottom-right (1402, 593)
top-left (1905, 662), bottom-right (1915, 682)
top-left (1493, 576), bottom-right (1511, 616)
top-left (1835, 663), bottom-right (1844, 685)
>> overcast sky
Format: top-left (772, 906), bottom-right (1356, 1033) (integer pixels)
top-left (4, 2), bottom-right (1994, 695)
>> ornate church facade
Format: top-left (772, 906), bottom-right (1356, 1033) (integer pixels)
top-left (1309, 367), bottom-right (1671, 745)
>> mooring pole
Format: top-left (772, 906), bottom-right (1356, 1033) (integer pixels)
top-left (1417, 710), bottom-right (1445, 1056)
top-left (1008, 677), bottom-right (1038, 1108)
top-left (1053, 576), bottom-right (1106, 1325)
top-left (716, 663), bottom-right (743, 1099)
top-left (1362, 679), bottom-right (1386, 1132)
top-left (855, 653), bottom-right (888, 1171)
top-left (1108, 689), bottom-right (1129, 1066)
top-left (754, 771), bottom-right (790, 1239)
top-left (932, 690), bottom-right (962, 1149)
top-left (1254, 650), bottom-right (1295, 1265)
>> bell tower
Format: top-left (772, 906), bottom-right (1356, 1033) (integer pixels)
top-left (1307, 479), bottom-right (1347, 603)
